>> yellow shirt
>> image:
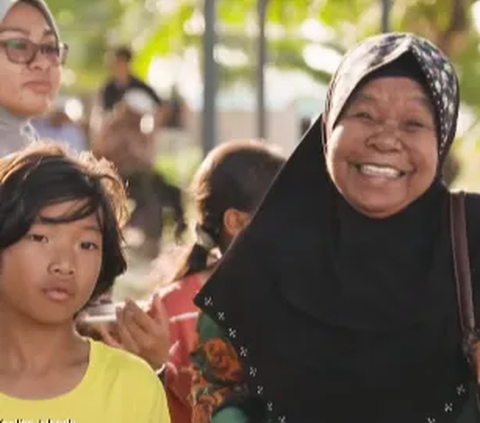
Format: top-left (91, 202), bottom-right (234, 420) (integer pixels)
top-left (0, 339), bottom-right (170, 423)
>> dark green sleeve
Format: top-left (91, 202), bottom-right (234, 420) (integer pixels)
top-left (212, 407), bottom-right (249, 423)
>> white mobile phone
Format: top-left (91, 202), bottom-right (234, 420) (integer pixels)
top-left (81, 300), bottom-right (149, 325)
top-left (82, 314), bottom-right (117, 324)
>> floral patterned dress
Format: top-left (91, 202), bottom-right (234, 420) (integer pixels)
top-left (190, 313), bottom-right (249, 423)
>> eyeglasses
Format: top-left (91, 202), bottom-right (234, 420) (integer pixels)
top-left (0, 38), bottom-right (68, 66)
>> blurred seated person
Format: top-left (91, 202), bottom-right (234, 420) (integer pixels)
top-left (95, 88), bottom-right (183, 257)
top-left (95, 88), bottom-right (157, 175)
top-left (32, 97), bottom-right (87, 153)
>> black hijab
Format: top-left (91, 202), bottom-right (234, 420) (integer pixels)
top-left (195, 33), bottom-right (474, 422)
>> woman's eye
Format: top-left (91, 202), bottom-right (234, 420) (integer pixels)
top-left (353, 111), bottom-right (374, 121)
top-left (6, 39), bottom-right (29, 51)
top-left (27, 233), bottom-right (48, 243)
top-left (405, 120), bottom-right (425, 129)
top-left (41, 44), bottom-right (60, 55)
top-left (80, 241), bottom-right (99, 251)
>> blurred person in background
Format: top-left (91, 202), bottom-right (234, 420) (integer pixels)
top-left (0, 0), bottom-right (65, 157)
top-left (32, 96), bottom-right (88, 153)
top-left (90, 45), bottom-right (165, 144)
top-left (93, 140), bottom-right (285, 423)
top-left (164, 85), bottom-right (186, 131)
top-left (159, 84), bottom-right (189, 155)
top-left (100, 45), bottom-right (163, 114)
top-left (95, 88), bottom-right (157, 172)
top-left (90, 46), bottom-right (184, 258)
top-left (95, 88), bottom-right (186, 258)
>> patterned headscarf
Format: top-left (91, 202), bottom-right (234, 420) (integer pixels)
top-left (323, 33), bottom-right (459, 160)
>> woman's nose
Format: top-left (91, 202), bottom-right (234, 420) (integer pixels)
top-left (29, 49), bottom-right (52, 71)
top-left (367, 123), bottom-right (402, 152)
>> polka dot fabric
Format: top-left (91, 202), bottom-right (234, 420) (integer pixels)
top-left (324, 33), bottom-right (459, 160)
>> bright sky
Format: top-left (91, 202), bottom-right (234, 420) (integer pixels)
top-left (472, 1), bottom-right (480, 32)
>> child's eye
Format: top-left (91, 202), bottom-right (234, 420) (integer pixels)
top-left (27, 233), bottom-right (48, 243)
top-left (80, 241), bottom-right (99, 251)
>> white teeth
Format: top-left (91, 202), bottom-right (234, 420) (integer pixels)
top-left (359, 164), bottom-right (401, 178)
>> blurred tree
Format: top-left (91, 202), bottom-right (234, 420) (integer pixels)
top-left (47, 0), bottom-right (160, 93)
top-left (47, 0), bottom-right (480, 186)
top-left (49, 0), bottom-right (478, 110)
top-left (129, 0), bottom-right (478, 102)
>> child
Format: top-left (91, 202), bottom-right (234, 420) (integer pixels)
top-left (100, 140), bottom-right (285, 422)
top-left (0, 142), bottom-right (170, 422)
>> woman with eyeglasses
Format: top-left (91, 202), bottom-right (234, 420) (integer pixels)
top-left (0, 0), bottom-right (67, 157)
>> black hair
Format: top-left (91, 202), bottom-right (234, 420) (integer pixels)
top-left (0, 142), bottom-right (128, 304)
top-left (113, 46), bottom-right (133, 63)
top-left (172, 140), bottom-right (285, 281)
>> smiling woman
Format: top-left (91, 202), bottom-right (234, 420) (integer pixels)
top-left (0, 0), bottom-right (65, 157)
top-left (190, 33), bottom-right (480, 423)
top-left (325, 57), bottom-right (439, 219)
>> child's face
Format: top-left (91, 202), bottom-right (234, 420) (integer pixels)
top-left (0, 200), bottom-right (103, 324)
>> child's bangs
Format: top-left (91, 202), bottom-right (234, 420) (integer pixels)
top-left (38, 194), bottom-right (103, 227)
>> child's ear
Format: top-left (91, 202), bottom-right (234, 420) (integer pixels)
top-left (222, 208), bottom-right (251, 239)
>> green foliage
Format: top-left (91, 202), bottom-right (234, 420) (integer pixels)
top-left (48, 0), bottom-right (480, 115)
top-left (45, 0), bottom-right (480, 187)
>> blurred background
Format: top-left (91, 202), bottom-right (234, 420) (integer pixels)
top-left (47, 0), bottom-right (480, 190)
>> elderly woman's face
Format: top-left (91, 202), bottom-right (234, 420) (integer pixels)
top-left (326, 77), bottom-right (438, 218)
top-left (0, 2), bottom-right (61, 117)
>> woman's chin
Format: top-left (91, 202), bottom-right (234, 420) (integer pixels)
top-left (348, 196), bottom-right (409, 219)
top-left (17, 101), bottom-right (52, 118)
